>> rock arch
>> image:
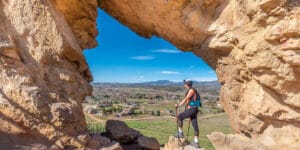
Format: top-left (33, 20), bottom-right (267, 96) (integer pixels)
top-left (0, 0), bottom-right (299, 149)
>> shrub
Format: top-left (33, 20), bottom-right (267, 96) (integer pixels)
top-left (157, 110), bottom-right (160, 116)
top-left (87, 123), bottom-right (105, 134)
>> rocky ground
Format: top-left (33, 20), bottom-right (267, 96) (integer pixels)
top-left (86, 119), bottom-right (204, 150)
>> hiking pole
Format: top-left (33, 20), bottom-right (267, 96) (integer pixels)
top-left (183, 105), bottom-right (191, 142)
top-left (187, 118), bottom-right (191, 142)
top-left (175, 104), bottom-right (179, 134)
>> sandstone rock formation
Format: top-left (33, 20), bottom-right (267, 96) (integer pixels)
top-left (100, 0), bottom-right (300, 149)
top-left (0, 0), bottom-right (300, 149)
top-left (163, 136), bottom-right (204, 150)
top-left (207, 132), bottom-right (266, 150)
top-left (0, 0), bottom-right (97, 148)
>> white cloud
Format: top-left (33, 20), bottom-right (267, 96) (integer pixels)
top-left (208, 70), bottom-right (215, 74)
top-left (160, 71), bottom-right (181, 75)
top-left (152, 49), bottom-right (181, 54)
top-left (130, 56), bottom-right (155, 60)
top-left (139, 76), bottom-right (145, 79)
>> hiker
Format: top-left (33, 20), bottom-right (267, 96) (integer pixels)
top-left (175, 80), bottom-right (201, 148)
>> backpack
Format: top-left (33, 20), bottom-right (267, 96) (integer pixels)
top-left (186, 88), bottom-right (202, 107)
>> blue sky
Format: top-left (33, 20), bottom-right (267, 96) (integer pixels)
top-left (83, 9), bottom-right (217, 83)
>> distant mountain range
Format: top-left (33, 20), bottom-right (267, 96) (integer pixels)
top-left (92, 80), bottom-right (221, 88)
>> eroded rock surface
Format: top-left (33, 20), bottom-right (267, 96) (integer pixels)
top-left (100, 0), bottom-right (300, 149)
top-left (138, 136), bottom-right (160, 150)
top-left (106, 120), bottom-right (142, 144)
top-left (0, 0), bottom-right (299, 149)
top-left (0, 0), bottom-right (96, 148)
top-left (163, 136), bottom-right (204, 150)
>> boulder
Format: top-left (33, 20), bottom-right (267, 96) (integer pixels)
top-left (106, 120), bottom-right (142, 143)
top-left (184, 145), bottom-right (205, 150)
top-left (163, 136), bottom-right (186, 150)
top-left (207, 132), bottom-right (266, 150)
top-left (138, 136), bottom-right (160, 150)
top-left (163, 136), bottom-right (204, 150)
top-left (101, 141), bottom-right (123, 150)
top-left (86, 134), bottom-right (111, 149)
top-left (120, 143), bottom-right (140, 150)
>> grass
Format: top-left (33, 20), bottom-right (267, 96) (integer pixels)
top-left (125, 114), bottom-right (233, 150)
top-left (85, 113), bottom-right (233, 150)
top-left (86, 115), bottom-right (105, 134)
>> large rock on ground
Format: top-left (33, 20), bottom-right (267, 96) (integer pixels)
top-left (106, 120), bottom-right (142, 143)
top-left (138, 136), bottom-right (160, 150)
top-left (100, 141), bottom-right (123, 150)
top-left (163, 136), bottom-right (204, 150)
top-left (163, 136), bottom-right (187, 150)
top-left (207, 132), bottom-right (267, 150)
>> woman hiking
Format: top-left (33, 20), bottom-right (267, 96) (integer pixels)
top-left (175, 80), bottom-right (201, 148)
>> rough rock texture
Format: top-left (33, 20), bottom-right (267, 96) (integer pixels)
top-left (0, 0), bottom-right (97, 148)
top-left (207, 132), bottom-right (266, 150)
top-left (100, 0), bottom-right (300, 149)
top-left (163, 136), bottom-right (204, 150)
top-left (137, 136), bottom-right (160, 150)
top-left (100, 141), bottom-right (123, 150)
top-left (163, 136), bottom-right (187, 150)
top-left (0, 0), bottom-right (300, 149)
top-left (106, 120), bottom-right (142, 143)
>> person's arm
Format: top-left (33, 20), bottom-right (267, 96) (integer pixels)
top-left (176, 89), bottom-right (195, 107)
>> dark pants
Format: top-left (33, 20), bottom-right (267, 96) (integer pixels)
top-left (178, 107), bottom-right (199, 136)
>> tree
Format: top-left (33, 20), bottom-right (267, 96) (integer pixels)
top-left (151, 111), bottom-right (155, 116)
top-left (156, 110), bottom-right (160, 116)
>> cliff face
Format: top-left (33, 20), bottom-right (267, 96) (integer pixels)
top-left (100, 0), bottom-right (300, 149)
top-left (0, 0), bottom-right (97, 148)
top-left (0, 0), bottom-right (299, 149)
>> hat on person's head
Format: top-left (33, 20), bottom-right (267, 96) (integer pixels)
top-left (183, 79), bottom-right (193, 86)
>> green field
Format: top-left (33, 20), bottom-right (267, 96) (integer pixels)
top-left (87, 114), bottom-right (233, 150)
top-left (125, 114), bottom-right (232, 150)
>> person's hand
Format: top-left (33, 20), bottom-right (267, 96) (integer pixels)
top-left (175, 103), bottom-right (179, 108)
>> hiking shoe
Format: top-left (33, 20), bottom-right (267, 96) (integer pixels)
top-left (174, 131), bottom-right (184, 138)
top-left (190, 141), bottom-right (200, 148)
